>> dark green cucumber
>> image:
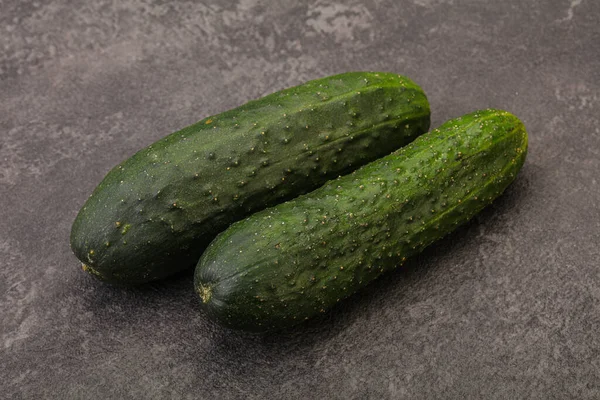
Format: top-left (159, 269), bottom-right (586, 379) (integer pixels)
top-left (71, 72), bottom-right (430, 284)
top-left (194, 109), bottom-right (528, 332)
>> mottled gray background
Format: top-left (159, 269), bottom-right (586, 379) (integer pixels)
top-left (1, 0), bottom-right (599, 398)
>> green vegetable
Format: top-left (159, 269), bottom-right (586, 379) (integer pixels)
top-left (194, 109), bottom-right (528, 332)
top-left (70, 72), bottom-right (430, 284)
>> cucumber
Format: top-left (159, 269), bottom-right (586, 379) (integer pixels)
top-left (194, 109), bottom-right (528, 332)
top-left (70, 72), bottom-right (430, 284)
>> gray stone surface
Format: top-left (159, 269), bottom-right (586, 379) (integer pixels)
top-left (1, 0), bottom-right (599, 398)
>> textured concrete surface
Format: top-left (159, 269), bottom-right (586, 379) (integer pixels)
top-left (1, 0), bottom-right (599, 398)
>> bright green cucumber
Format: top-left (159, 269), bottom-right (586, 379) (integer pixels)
top-left (194, 109), bottom-right (528, 332)
top-left (71, 72), bottom-right (430, 284)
